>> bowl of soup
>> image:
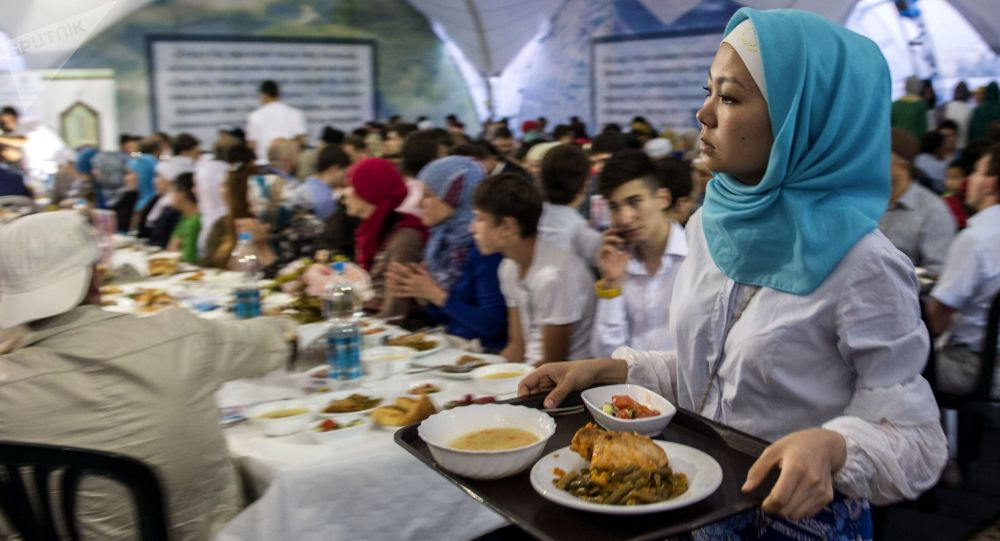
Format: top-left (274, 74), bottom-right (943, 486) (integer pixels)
top-left (246, 399), bottom-right (315, 436)
top-left (470, 363), bottom-right (534, 395)
top-left (417, 404), bottom-right (556, 479)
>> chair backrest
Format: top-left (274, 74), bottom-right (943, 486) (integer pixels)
top-left (0, 441), bottom-right (168, 541)
top-left (969, 288), bottom-right (1000, 400)
top-left (0, 196), bottom-right (35, 224)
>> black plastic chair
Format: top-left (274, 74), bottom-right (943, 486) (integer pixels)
top-left (0, 441), bottom-right (168, 541)
top-left (930, 289), bottom-right (1000, 474)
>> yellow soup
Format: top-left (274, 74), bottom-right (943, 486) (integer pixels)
top-left (483, 371), bottom-right (524, 379)
top-left (448, 428), bottom-right (539, 450)
top-left (257, 408), bottom-right (309, 419)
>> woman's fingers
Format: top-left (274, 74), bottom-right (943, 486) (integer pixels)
top-left (743, 444), bottom-right (780, 492)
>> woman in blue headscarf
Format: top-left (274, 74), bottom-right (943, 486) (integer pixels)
top-left (520, 8), bottom-right (946, 539)
top-left (386, 156), bottom-right (507, 351)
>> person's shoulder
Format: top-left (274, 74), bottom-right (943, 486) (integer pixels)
top-left (534, 240), bottom-right (589, 278)
top-left (835, 229), bottom-right (915, 285)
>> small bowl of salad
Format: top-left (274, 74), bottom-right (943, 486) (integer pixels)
top-left (580, 384), bottom-right (676, 436)
top-left (306, 415), bottom-right (372, 444)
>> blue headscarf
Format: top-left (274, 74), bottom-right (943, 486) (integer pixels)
top-left (701, 8), bottom-right (891, 295)
top-left (417, 156), bottom-right (486, 290)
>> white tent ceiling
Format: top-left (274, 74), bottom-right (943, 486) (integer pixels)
top-left (405, 0), bottom-right (564, 77)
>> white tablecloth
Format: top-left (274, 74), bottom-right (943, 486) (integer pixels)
top-left (214, 350), bottom-right (511, 541)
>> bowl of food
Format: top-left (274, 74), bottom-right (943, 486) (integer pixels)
top-left (580, 384), bottom-right (676, 436)
top-left (361, 325), bottom-right (398, 347)
top-left (306, 415), bottom-right (372, 444)
top-left (361, 346), bottom-right (415, 379)
top-left (246, 399), bottom-right (315, 436)
top-left (470, 363), bottom-right (534, 395)
top-left (418, 404), bottom-right (556, 480)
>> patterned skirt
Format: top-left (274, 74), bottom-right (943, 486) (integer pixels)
top-left (693, 494), bottom-right (871, 541)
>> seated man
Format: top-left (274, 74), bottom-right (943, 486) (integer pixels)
top-left (536, 144), bottom-right (602, 266)
top-left (471, 173), bottom-right (595, 365)
top-left (292, 143), bottom-right (350, 220)
top-left (926, 143), bottom-right (1000, 397)
top-left (878, 128), bottom-right (956, 274)
top-left (590, 150), bottom-right (688, 358)
top-left (0, 211), bottom-right (292, 540)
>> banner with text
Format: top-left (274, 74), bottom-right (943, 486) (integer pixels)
top-left (593, 30), bottom-right (723, 133)
top-left (148, 36), bottom-right (375, 147)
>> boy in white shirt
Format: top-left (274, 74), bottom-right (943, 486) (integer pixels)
top-left (536, 144), bottom-right (602, 266)
top-left (591, 150), bottom-right (688, 357)
top-left (471, 173), bottom-right (595, 365)
top-left (245, 80), bottom-right (307, 165)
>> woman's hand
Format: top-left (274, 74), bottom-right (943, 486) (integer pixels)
top-left (597, 228), bottom-right (629, 289)
top-left (386, 262), bottom-right (447, 306)
top-left (517, 358), bottom-right (628, 409)
top-left (742, 428), bottom-right (848, 521)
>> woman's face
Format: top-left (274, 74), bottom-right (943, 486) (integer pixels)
top-left (419, 183), bottom-right (455, 227)
top-left (343, 186), bottom-right (376, 219)
top-left (696, 43), bottom-right (773, 186)
top-left (966, 154), bottom-right (998, 210)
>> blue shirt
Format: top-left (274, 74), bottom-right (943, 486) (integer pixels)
top-left (425, 247), bottom-right (507, 352)
top-left (0, 165), bottom-right (31, 197)
top-left (293, 176), bottom-right (336, 220)
top-left (129, 154), bottom-right (158, 211)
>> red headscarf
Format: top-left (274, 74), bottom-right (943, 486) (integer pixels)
top-left (348, 157), bottom-right (427, 270)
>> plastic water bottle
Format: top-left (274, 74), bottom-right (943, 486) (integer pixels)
top-left (229, 232), bottom-right (261, 319)
top-left (325, 262), bottom-right (362, 381)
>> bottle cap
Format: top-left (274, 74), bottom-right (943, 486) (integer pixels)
top-left (237, 232), bottom-right (253, 242)
top-left (333, 261), bottom-right (345, 273)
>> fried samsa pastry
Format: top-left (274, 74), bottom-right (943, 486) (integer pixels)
top-left (372, 395), bottom-right (437, 427)
top-left (570, 423), bottom-right (667, 471)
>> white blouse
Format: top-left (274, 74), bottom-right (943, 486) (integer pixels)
top-left (619, 211), bottom-right (947, 504)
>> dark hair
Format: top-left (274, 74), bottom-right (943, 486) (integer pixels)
top-left (344, 135), bottom-right (367, 151)
top-left (985, 142), bottom-right (1000, 179)
top-left (317, 143), bottom-right (351, 172)
top-left (655, 157), bottom-right (693, 201)
top-left (449, 143), bottom-right (489, 160)
top-left (599, 149), bottom-right (656, 198)
top-left (938, 119), bottom-right (959, 132)
top-left (919, 130), bottom-right (944, 155)
top-left (350, 128), bottom-right (368, 139)
top-left (402, 129), bottom-right (449, 177)
top-left (602, 123), bottom-right (622, 134)
top-left (138, 137), bottom-right (161, 156)
top-left (476, 140), bottom-right (501, 158)
top-left (986, 121), bottom-right (1000, 145)
top-left (553, 124), bottom-right (574, 140)
top-left (224, 143), bottom-right (256, 166)
top-left (172, 133), bottom-right (200, 155)
top-left (540, 144), bottom-right (589, 205)
top-left (321, 126), bottom-right (345, 145)
top-left (391, 122), bottom-right (418, 140)
top-left (260, 80), bottom-right (279, 98)
top-left (474, 173), bottom-right (543, 238)
top-left (492, 127), bottom-right (513, 140)
top-left (591, 132), bottom-right (627, 155)
top-left (958, 139), bottom-right (990, 174)
top-left (174, 172), bottom-right (197, 204)
top-left (119, 134), bottom-right (138, 148)
top-left (0, 106), bottom-right (18, 117)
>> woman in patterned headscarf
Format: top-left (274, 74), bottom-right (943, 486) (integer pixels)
top-left (386, 156), bottom-right (507, 352)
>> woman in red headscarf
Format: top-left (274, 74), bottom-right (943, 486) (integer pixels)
top-left (343, 157), bottom-right (428, 317)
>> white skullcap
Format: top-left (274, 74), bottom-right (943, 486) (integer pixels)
top-left (721, 19), bottom-right (768, 104)
top-left (644, 138), bottom-right (673, 159)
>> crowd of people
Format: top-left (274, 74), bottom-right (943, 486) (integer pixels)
top-left (1, 6), bottom-right (999, 540)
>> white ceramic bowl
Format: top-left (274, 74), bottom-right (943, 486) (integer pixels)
top-left (305, 415), bottom-right (372, 444)
top-left (246, 399), bottom-right (316, 436)
top-left (418, 404), bottom-right (556, 480)
top-left (360, 324), bottom-right (400, 347)
top-left (580, 384), bottom-right (676, 436)
top-left (361, 346), bottom-right (415, 379)
top-left (470, 363), bottom-right (534, 395)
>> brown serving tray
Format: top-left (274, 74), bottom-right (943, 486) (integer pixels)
top-left (394, 391), bottom-right (778, 541)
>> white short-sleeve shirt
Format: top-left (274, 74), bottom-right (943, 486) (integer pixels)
top-left (245, 101), bottom-right (308, 165)
top-left (498, 239), bottom-right (595, 364)
top-left (930, 204), bottom-right (1000, 351)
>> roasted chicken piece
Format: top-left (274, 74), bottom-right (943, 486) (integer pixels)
top-left (570, 423), bottom-right (668, 471)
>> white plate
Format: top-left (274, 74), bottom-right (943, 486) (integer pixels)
top-left (309, 389), bottom-right (385, 418)
top-left (437, 353), bottom-right (507, 380)
top-left (529, 441), bottom-right (723, 515)
top-left (393, 335), bottom-right (449, 362)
